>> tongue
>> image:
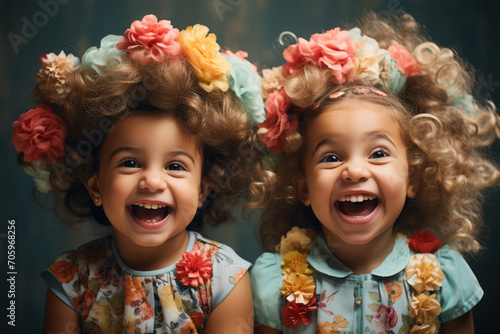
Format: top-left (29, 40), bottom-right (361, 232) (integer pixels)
top-left (339, 200), bottom-right (376, 217)
top-left (133, 206), bottom-right (168, 222)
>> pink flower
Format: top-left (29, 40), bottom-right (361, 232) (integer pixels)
top-left (388, 44), bottom-right (422, 77)
top-left (12, 104), bottom-right (66, 162)
top-left (258, 89), bottom-right (297, 153)
top-left (176, 249), bottom-right (213, 287)
top-left (283, 28), bottom-right (357, 84)
top-left (281, 295), bottom-right (317, 329)
top-left (223, 50), bottom-right (258, 72)
top-left (116, 14), bottom-right (182, 64)
top-left (372, 305), bottom-right (398, 333)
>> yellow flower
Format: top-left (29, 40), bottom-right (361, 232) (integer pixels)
top-left (281, 251), bottom-right (312, 275)
top-left (410, 292), bottom-right (442, 323)
top-left (317, 316), bottom-right (349, 333)
top-left (281, 272), bottom-right (315, 304)
top-left (278, 227), bottom-right (318, 256)
top-left (405, 254), bottom-right (444, 293)
top-left (179, 24), bottom-right (231, 92)
top-left (410, 320), bottom-right (440, 334)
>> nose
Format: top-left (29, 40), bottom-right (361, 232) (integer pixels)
top-left (341, 159), bottom-right (371, 183)
top-left (139, 168), bottom-right (167, 192)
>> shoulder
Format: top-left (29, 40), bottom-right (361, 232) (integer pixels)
top-left (192, 232), bottom-right (251, 270)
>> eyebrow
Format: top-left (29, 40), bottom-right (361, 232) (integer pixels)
top-left (110, 147), bottom-right (196, 165)
top-left (310, 132), bottom-right (397, 158)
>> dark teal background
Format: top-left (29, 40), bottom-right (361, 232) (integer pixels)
top-left (1, 0), bottom-right (499, 333)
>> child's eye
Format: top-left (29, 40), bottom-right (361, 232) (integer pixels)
top-left (166, 163), bottom-right (186, 171)
top-left (320, 154), bottom-right (341, 163)
top-left (370, 148), bottom-right (390, 159)
top-left (120, 160), bottom-right (140, 168)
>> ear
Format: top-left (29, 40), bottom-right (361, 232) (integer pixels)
top-left (297, 172), bottom-right (311, 206)
top-left (406, 183), bottom-right (417, 199)
top-left (84, 173), bottom-right (102, 206)
top-left (198, 179), bottom-right (211, 208)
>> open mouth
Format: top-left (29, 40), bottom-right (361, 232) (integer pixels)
top-left (337, 194), bottom-right (378, 218)
top-left (131, 203), bottom-right (171, 223)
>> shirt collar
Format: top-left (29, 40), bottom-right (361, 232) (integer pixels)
top-left (307, 235), bottom-right (411, 278)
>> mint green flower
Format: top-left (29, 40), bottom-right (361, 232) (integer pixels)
top-left (82, 34), bottom-right (123, 74)
top-left (223, 54), bottom-right (265, 125)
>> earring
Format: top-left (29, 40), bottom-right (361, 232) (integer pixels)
top-left (94, 198), bottom-right (98, 202)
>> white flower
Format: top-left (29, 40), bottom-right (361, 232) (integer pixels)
top-left (349, 28), bottom-right (388, 84)
top-left (23, 162), bottom-right (51, 193)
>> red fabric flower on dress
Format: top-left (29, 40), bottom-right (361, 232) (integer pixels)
top-left (283, 28), bottom-right (357, 84)
top-left (258, 89), bottom-right (298, 153)
top-left (408, 231), bottom-right (443, 253)
top-left (176, 249), bottom-right (213, 287)
top-left (387, 44), bottom-right (422, 77)
top-left (116, 14), bottom-right (182, 64)
top-left (281, 295), bottom-right (318, 329)
top-left (12, 104), bottom-right (67, 162)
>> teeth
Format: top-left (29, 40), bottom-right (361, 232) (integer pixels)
top-left (136, 203), bottom-right (165, 209)
top-left (338, 194), bottom-right (375, 203)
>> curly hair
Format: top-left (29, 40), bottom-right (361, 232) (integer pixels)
top-left (19, 55), bottom-right (263, 231)
top-left (255, 13), bottom-right (500, 255)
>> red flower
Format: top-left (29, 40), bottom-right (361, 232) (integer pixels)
top-left (408, 231), bottom-right (443, 253)
top-left (372, 304), bottom-right (398, 333)
top-left (281, 295), bottom-right (317, 329)
top-left (12, 104), bottom-right (66, 162)
top-left (387, 44), bottom-right (422, 77)
top-left (282, 28), bottom-right (357, 84)
top-left (49, 261), bottom-right (78, 283)
top-left (176, 249), bottom-right (213, 287)
top-left (258, 89), bottom-right (298, 153)
top-left (116, 14), bottom-right (182, 64)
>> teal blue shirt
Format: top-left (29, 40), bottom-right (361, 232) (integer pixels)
top-left (250, 235), bottom-right (482, 333)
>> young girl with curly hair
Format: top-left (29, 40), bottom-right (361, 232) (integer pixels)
top-left (12, 14), bottom-right (264, 333)
top-left (251, 12), bottom-right (500, 334)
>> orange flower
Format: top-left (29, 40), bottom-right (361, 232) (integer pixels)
top-left (233, 268), bottom-right (246, 283)
top-left (124, 275), bottom-right (145, 306)
top-left (179, 24), bottom-right (230, 92)
top-left (281, 273), bottom-right (315, 304)
top-left (410, 292), bottom-right (442, 324)
top-left (188, 312), bottom-right (205, 328)
top-left (405, 254), bottom-right (444, 293)
top-left (317, 316), bottom-right (349, 333)
top-left (384, 281), bottom-right (403, 303)
top-left (49, 261), bottom-right (78, 283)
top-left (281, 251), bottom-right (311, 275)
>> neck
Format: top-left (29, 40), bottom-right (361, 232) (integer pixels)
top-left (322, 229), bottom-right (396, 275)
top-left (114, 229), bottom-right (190, 271)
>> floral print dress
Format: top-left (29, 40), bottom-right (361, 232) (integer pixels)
top-left (250, 234), bottom-right (482, 334)
top-left (42, 231), bottom-right (250, 333)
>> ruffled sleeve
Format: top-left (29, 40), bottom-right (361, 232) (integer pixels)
top-left (209, 241), bottom-right (252, 309)
top-left (437, 245), bottom-right (483, 322)
top-left (250, 252), bottom-right (284, 330)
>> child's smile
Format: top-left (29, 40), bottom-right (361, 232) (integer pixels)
top-left (298, 99), bottom-right (415, 247)
top-left (85, 111), bottom-right (209, 249)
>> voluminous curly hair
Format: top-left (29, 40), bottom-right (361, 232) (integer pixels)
top-left (20, 55), bottom-right (263, 231)
top-left (255, 13), bottom-right (500, 255)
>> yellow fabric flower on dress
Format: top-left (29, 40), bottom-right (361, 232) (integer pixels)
top-left (278, 227), bottom-right (318, 255)
top-left (410, 320), bottom-right (440, 334)
top-left (410, 292), bottom-right (442, 323)
top-left (281, 251), bottom-right (312, 275)
top-left (37, 51), bottom-right (80, 105)
top-left (405, 254), bottom-right (444, 293)
top-left (281, 273), bottom-right (315, 304)
top-left (178, 24), bottom-right (230, 92)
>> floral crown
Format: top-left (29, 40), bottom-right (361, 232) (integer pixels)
top-left (12, 14), bottom-right (265, 193)
top-left (257, 27), bottom-right (472, 153)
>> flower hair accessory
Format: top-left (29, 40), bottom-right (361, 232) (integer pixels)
top-left (258, 26), bottom-right (423, 153)
top-left (12, 14), bottom-right (266, 192)
top-left (405, 231), bottom-right (444, 332)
